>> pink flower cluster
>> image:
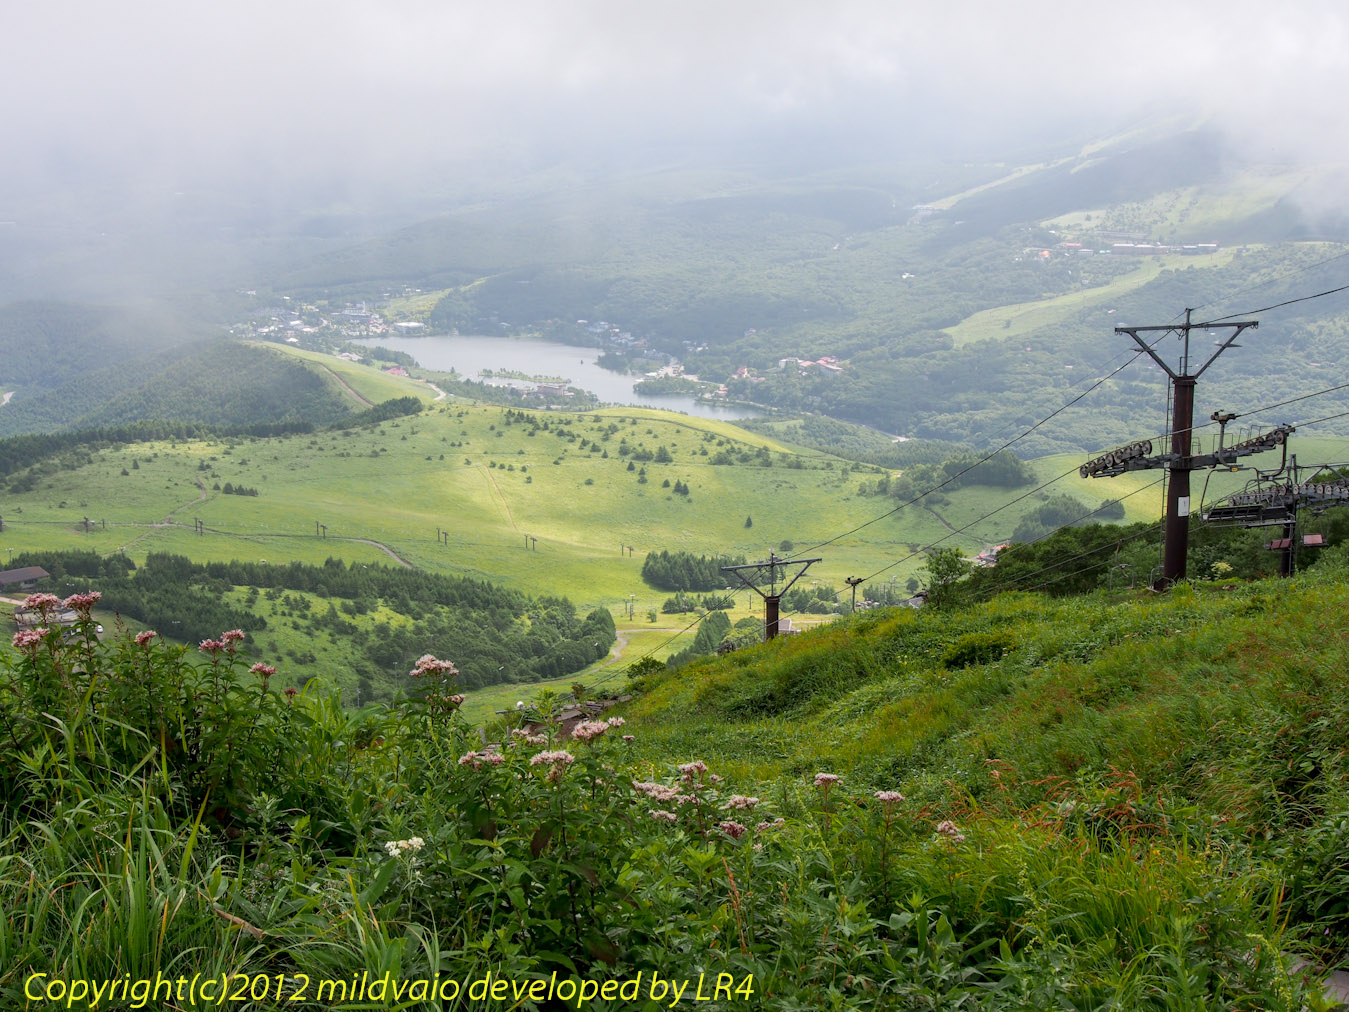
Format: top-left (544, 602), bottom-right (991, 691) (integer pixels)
top-left (874, 791), bottom-right (905, 805)
top-left (200, 629), bottom-right (246, 656)
top-left (134, 630), bottom-right (157, 647)
top-left (571, 720), bottom-right (609, 742)
top-left (410, 654), bottom-right (458, 679)
top-left (605, 716), bottom-right (626, 727)
top-left (529, 750), bottom-right (575, 767)
top-left (649, 809), bottom-right (678, 823)
top-left (62, 591), bottom-right (101, 613)
top-left (12, 628), bottom-right (46, 653)
top-left (458, 750), bottom-right (506, 770)
top-left (721, 795), bottom-right (760, 811)
top-left (23, 593), bottom-right (60, 615)
top-left (756, 818), bottom-right (786, 833)
top-left (633, 781), bottom-right (683, 804)
top-left (814, 772), bottom-right (841, 788)
top-left (718, 820), bottom-right (748, 840)
top-left (935, 820), bottom-right (967, 844)
top-left (678, 760), bottom-right (708, 783)
top-left (530, 749), bottom-right (575, 782)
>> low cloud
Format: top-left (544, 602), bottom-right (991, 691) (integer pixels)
top-left (3, 1), bottom-right (1346, 212)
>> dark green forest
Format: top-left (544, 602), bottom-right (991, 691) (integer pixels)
top-left (20, 551), bottom-right (616, 688)
top-left (640, 550), bottom-right (749, 592)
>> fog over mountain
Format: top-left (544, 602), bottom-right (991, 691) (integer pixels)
top-left (1, 0), bottom-right (1346, 300)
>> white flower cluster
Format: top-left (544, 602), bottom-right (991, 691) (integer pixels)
top-left (384, 837), bottom-right (425, 858)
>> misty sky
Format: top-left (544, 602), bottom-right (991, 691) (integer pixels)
top-left (4, 0), bottom-right (1346, 205)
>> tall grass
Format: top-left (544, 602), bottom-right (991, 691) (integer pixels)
top-left (0, 582), bottom-right (1338, 1009)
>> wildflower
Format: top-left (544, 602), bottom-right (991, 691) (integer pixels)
top-left (134, 630), bottom-right (157, 647)
top-left (756, 818), bottom-right (786, 832)
top-left (446, 693), bottom-right (465, 708)
top-left (678, 760), bottom-right (707, 776)
top-left (633, 781), bottom-right (683, 803)
top-left (571, 720), bottom-right (609, 742)
top-left (483, 751), bottom-right (505, 765)
top-left (649, 810), bottom-right (678, 823)
top-left (814, 773), bottom-right (841, 788)
top-left (250, 663), bottom-right (276, 678)
top-left (718, 820), bottom-right (748, 839)
top-left (874, 791), bottom-right (905, 805)
top-left (530, 750), bottom-right (575, 767)
top-left (622, 734), bottom-right (635, 742)
top-left (410, 654), bottom-right (458, 678)
top-left (62, 591), bottom-right (101, 612)
top-left (709, 773), bottom-right (723, 783)
top-left (458, 751), bottom-right (485, 770)
top-left (221, 629), bottom-right (245, 652)
top-left (12, 628), bottom-right (45, 653)
top-left (722, 795), bottom-right (760, 811)
top-left (283, 687), bottom-right (298, 701)
top-left (524, 733), bottom-right (548, 746)
top-left (199, 639), bottom-right (224, 654)
top-left (605, 716), bottom-right (626, 727)
top-left (23, 593), bottom-right (60, 614)
top-left (935, 820), bottom-right (966, 843)
top-left (384, 837), bottom-right (425, 858)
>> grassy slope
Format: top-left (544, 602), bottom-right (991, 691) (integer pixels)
top-left (260, 342), bottom-right (440, 406)
top-left (618, 562), bottom-right (1349, 811)
top-left (943, 251), bottom-right (1239, 348)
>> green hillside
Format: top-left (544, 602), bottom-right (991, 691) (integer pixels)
top-left (0, 334), bottom-right (368, 436)
top-left (5, 548), bottom-right (1349, 1007)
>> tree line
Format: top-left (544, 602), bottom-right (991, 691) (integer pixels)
top-left (641, 550), bottom-right (748, 592)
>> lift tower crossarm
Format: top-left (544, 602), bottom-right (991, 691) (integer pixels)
top-left (721, 552), bottom-right (822, 639)
top-left (1105, 310), bottom-right (1258, 588)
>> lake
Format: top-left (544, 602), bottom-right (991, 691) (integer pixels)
top-left (355, 334), bottom-right (760, 421)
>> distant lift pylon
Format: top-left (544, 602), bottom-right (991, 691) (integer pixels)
top-left (721, 552), bottom-right (821, 640)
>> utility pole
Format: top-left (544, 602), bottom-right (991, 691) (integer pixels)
top-left (1094, 310), bottom-right (1256, 588)
top-left (722, 552), bottom-right (821, 639)
top-left (845, 575), bottom-right (864, 613)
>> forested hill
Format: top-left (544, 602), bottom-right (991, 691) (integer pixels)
top-left (19, 550), bottom-right (616, 691)
top-left (0, 315), bottom-right (360, 436)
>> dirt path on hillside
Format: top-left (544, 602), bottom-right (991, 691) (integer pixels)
top-left (425, 381), bottom-right (447, 402)
top-left (0, 391), bottom-right (13, 407)
top-left (342, 538), bottom-right (412, 568)
top-left (922, 504), bottom-right (958, 534)
top-left (161, 479), bottom-right (208, 523)
top-left (319, 365), bottom-right (374, 408)
top-left (593, 626), bottom-right (689, 668)
top-left (482, 467), bottom-right (518, 531)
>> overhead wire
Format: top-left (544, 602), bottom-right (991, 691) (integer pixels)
top-left (794, 332), bottom-right (1170, 557)
top-left (1190, 246), bottom-right (1349, 317)
top-left (1199, 280), bottom-right (1349, 327)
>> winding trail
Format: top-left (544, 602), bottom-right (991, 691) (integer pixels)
top-left (0, 391), bottom-right (13, 407)
top-left (343, 537), bottom-right (412, 568)
top-left (162, 479), bottom-right (208, 523)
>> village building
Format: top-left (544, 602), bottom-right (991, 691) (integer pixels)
top-left (0, 566), bottom-right (49, 593)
